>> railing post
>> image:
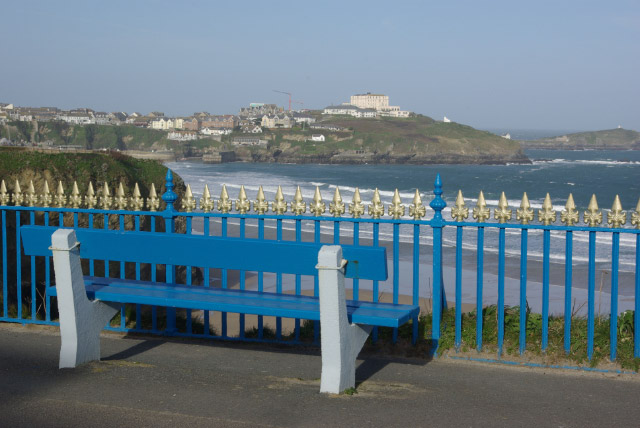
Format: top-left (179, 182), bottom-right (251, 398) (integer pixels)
top-left (429, 174), bottom-right (446, 355)
top-left (162, 169), bottom-right (178, 333)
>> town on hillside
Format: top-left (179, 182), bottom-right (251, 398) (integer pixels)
top-left (0, 93), bottom-right (414, 150)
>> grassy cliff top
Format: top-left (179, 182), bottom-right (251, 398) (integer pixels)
top-left (0, 148), bottom-right (184, 201)
top-left (522, 128), bottom-right (640, 149)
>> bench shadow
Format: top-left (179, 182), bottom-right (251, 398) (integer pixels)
top-left (102, 339), bottom-right (164, 361)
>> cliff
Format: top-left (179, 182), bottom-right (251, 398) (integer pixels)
top-left (522, 128), bottom-right (640, 150)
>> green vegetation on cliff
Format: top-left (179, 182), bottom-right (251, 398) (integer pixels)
top-left (522, 128), bottom-right (640, 150)
top-left (0, 148), bottom-right (185, 203)
top-left (1, 122), bottom-right (172, 150)
top-left (238, 115), bottom-right (529, 164)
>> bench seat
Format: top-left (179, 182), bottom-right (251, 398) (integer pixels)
top-left (47, 277), bottom-right (419, 328)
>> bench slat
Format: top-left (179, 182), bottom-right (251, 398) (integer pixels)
top-left (21, 226), bottom-right (387, 281)
top-left (47, 277), bottom-right (419, 328)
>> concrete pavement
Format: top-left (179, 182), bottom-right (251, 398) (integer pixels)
top-left (1, 323), bottom-right (639, 427)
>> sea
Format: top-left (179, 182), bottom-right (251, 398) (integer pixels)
top-left (165, 133), bottom-right (640, 315)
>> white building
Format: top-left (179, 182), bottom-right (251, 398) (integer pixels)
top-left (168, 131), bottom-right (198, 141)
top-left (310, 134), bottom-right (325, 142)
top-left (232, 137), bottom-right (268, 147)
top-left (201, 127), bottom-right (232, 136)
top-left (57, 113), bottom-right (95, 125)
top-left (150, 117), bottom-right (184, 130)
top-left (443, 116), bottom-right (451, 123)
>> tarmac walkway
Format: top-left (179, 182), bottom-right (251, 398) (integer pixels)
top-left (1, 323), bottom-right (640, 427)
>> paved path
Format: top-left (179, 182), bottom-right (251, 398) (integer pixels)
top-left (1, 324), bottom-right (640, 427)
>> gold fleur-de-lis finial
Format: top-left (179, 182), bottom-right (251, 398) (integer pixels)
top-left (181, 184), bottom-right (196, 212)
top-left (100, 182), bottom-right (112, 210)
top-left (451, 190), bottom-right (468, 222)
top-left (560, 193), bottom-right (579, 226)
top-left (254, 186), bottom-right (269, 214)
top-left (329, 187), bottom-right (345, 217)
top-left (85, 182), bottom-right (96, 209)
top-left (516, 192), bottom-right (534, 224)
top-left (584, 194), bottom-right (602, 227)
top-left (607, 195), bottom-right (626, 228)
top-left (0, 180), bottom-right (9, 205)
top-left (147, 183), bottom-right (159, 211)
top-left (291, 186), bottom-right (306, 215)
top-left (115, 182), bottom-right (128, 210)
top-left (200, 184), bottom-right (214, 213)
top-left (130, 183), bottom-right (144, 211)
top-left (631, 198), bottom-right (640, 229)
top-left (494, 192), bottom-right (512, 224)
top-left (26, 180), bottom-right (38, 207)
top-left (272, 185), bottom-right (288, 215)
top-left (12, 180), bottom-right (23, 206)
top-left (472, 191), bottom-right (490, 222)
top-left (409, 189), bottom-right (426, 220)
top-left (236, 185), bottom-right (251, 214)
top-left (54, 180), bottom-right (67, 208)
top-left (69, 181), bottom-right (83, 208)
top-left (368, 188), bottom-right (385, 219)
top-left (388, 189), bottom-right (405, 219)
top-left (218, 184), bottom-right (233, 214)
top-left (349, 188), bottom-right (365, 218)
top-left (309, 186), bottom-right (326, 216)
top-left (537, 193), bottom-right (556, 225)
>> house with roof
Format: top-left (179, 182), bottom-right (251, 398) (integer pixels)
top-left (241, 125), bottom-right (263, 134)
top-left (310, 134), bottom-right (325, 142)
top-left (261, 114), bottom-right (293, 129)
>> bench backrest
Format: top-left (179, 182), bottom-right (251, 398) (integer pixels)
top-left (21, 226), bottom-right (388, 281)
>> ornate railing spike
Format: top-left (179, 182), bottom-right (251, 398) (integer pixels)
top-left (115, 182), bottom-right (128, 210)
top-left (182, 184), bottom-right (196, 212)
top-left (516, 192), bottom-right (534, 224)
top-left (218, 184), bottom-right (232, 214)
top-left (451, 190), bottom-right (468, 222)
top-left (0, 180), bottom-right (9, 205)
top-left (100, 182), bottom-right (112, 210)
top-left (54, 181), bottom-right (67, 208)
top-left (291, 186), bottom-right (306, 215)
top-left (537, 193), bottom-right (556, 225)
top-left (236, 185), bottom-right (251, 214)
top-left (494, 191), bottom-right (512, 224)
top-left (69, 181), bottom-right (83, 208)
top-left (309, 186), bottom-right (326, 216)
top-left (254, 186), bottom-right (269, 215)
top-left (329, 187), bottom-right (345, 217)
top-left (147, 183), bottom-right (159, 211)
top-left (27, 180), bottom-right (38, 207)
top-left (409, 189), bottom-right (426, 220)
top-left (130, 183), bottom-right (144, 211)
top-left (349, 187), bottom-right (365, 218)
top-left (631, 198), bottom-right (640, 229)
top-left (607, 195), bottom-right (626, 228)
top-left (272, 185), bottom-right (288, 215)
top-left (584, 194), bottom-right (602, 227)
top-left (560, 193), bottom-right (579, 226)
top-left (368, 188), bottom-right (384, 219)
top-left (388, 189), bottom-right (405, 219)
top-left (12, 180), bottom-right (23, 206)
top-left (472, 191), bottom-right (490, 222)
top-left (85, 182), bottom-right (96, 209)
top-left (200, 184), bottom-right (214, 213)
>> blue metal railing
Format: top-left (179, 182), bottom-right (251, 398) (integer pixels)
top-left (1, 171), bottom-right (639, 364)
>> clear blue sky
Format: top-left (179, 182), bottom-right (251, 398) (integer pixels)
top-left (1, 0), bottom-right (638, 131)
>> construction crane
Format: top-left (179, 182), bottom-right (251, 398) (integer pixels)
top-left (273, 90), bottom-right (292, 111)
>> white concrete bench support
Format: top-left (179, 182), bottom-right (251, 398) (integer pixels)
top-left (317, 245), bottom-right (372, 394)
top-left (50, 229), bottom-right (119, 368)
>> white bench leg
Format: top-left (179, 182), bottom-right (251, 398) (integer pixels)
top-left (51, 229), bottom-right (119, 368)
top-left (317, 245), bottom-right (372, 394)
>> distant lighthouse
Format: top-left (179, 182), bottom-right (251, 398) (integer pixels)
top-left (443, 116), bottom-right (451, 123)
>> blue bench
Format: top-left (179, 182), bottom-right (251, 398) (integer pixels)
top-left (21, 225), bottom-right (420, 394)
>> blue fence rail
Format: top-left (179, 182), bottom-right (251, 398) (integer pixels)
top-left (1, 171), bottom-right (639, 363)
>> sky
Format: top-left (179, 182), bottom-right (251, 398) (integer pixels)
top-left (1, 0), bottom-right (639, 131)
